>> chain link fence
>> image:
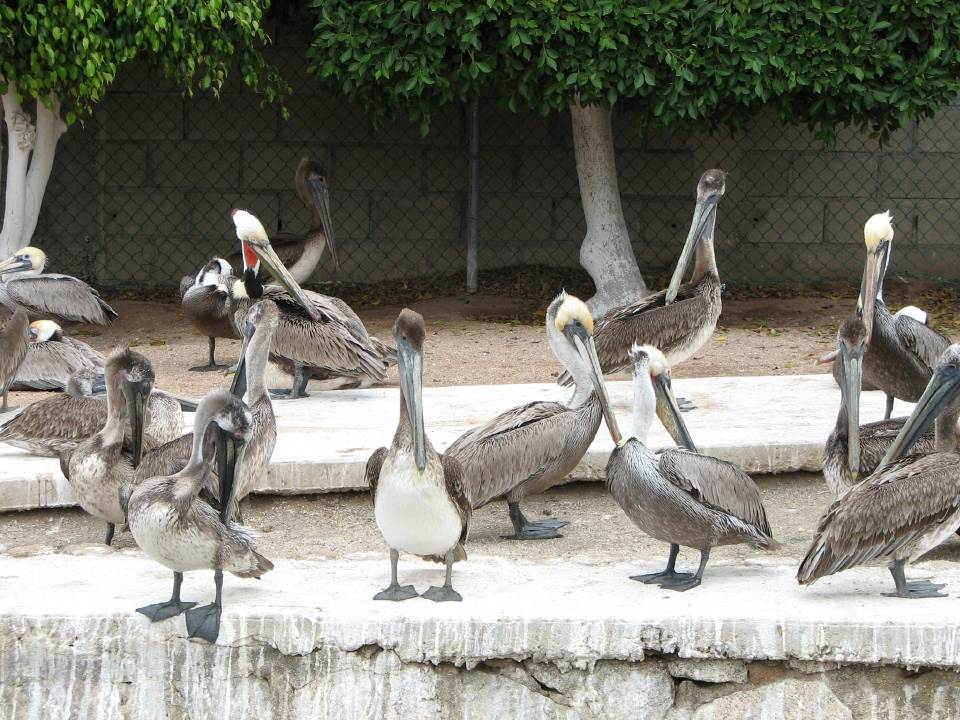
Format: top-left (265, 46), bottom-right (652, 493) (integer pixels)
top-left (8, 19), bottom-right (960, 294)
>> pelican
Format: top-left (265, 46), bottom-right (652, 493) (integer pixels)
top-left (226, 157), bottom-right (338, 282)
top-left (0, 366), bottom-right (182, 458)
top-left (823, 316), bottom-right (936, 497)
top-left (799, 343), bottom-right (960, 598)
top-left (134, 300), bottom-right (279, 521)
top-left (366, 309), bottom-right (470, 601)
top-left (605, 345), bottom-right (779, 591)
top-left (62, 348), bottom-right (150, 545)
top-left (558, 169), bottom-right (726, 388)
top-left (0, 246), bottom-right (117, 325)
top-left (446, 291), bottom-right (620, 540)
top-left (11, 320), bottom-right (105, 391)
top-left (231, 209), bottom-right (393, 397)
top-left (125, 389), bottom-right (273, 643)
top-left (0, 308), bottom-right (29, 412)
top-left (180, 258), bottom-right (241, 372)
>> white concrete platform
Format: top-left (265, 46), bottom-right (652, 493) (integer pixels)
top-left (0, 374), bottom-right (906, 513)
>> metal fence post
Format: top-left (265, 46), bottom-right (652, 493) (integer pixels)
top-left (466, 95), bottom-right (480, 294)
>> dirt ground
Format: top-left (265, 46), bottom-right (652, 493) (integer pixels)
top-left (3, 283), bottom-right (960, 570)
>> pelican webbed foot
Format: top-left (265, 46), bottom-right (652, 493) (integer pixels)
top-left (675, 397), bottom-right (697, 412)
top-left (189, 362), bottom-right (230, 372)
top-left (374, 548), bottom-right (419, 601)
top-left (420, 549), bottom-right (463, 602)
top-left (137, 572), bottom-right (197, 622)
top-left (184, 570), bottom-right (224, 642)
top-left (501, 501), bottom-right (567, 540)
top-left (883, 561), bottom-right (947, 599)
top-left (630, 544), bottom-right (692, 584)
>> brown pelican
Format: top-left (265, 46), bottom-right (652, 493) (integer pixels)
top-left (605, 345), bottom-right (779, 591)
top-left (0, 308), bottom-right (29, 412)
top-left (180, 258), bottom-right (241, 372)
top-left (558, 169), bottom-right (726, 389)
top-left (366, 309), bottom-right (470, 601)
top-left (823, 316), bottom-right (937, 497)
top-left (231, 210), bottom-right (392, 398)
top-left (0, 366), bottom-right (182, 458)
top-left (125, 389), bottom-right (273, 643)
top-left (446, 291), bottom-right (620, 540)
top-left (798, 342), bottom-right (960, 598)
top-left (226, 157), bottom-right (338, 283)
top-left (134, 300), bottom-right (279, 521)
top-left (62, 348), bottom-right (151, 545)
top-left (11, 320), bottom-right (105, 391)
top-left (0, 246), bottom-right (117, 325)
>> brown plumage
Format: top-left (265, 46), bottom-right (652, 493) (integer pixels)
top-left (179, 258), bottom-right (241, 372)
top-left (0, 308), bottom-right (29, 412)
top-left (11, 320), bottom-right (105, 391)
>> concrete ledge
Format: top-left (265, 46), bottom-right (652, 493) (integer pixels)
top-left (2, 551), bottom-right (959, 719)
top-left (0, 375), bottom-right (904, 513)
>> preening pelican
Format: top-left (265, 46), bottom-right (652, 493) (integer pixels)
top-left (0, 246), bottom-right (117, 325)
top-left (0, 308), bottom-right (29, 412)
top-left (63, 348), bottom-right (151, 545)
top-left (799, 343), bottom-right (960, 598)
top-left (126, 389), bottom-right (273, 643)
top-left (366, 309), bottom-right (470, 601)
top-left (559, 169), bottom-right (726, 388)
top-left (446, 291), bottom-right (620, 540)
top-left (231, 209), bottom-right (393, 397)
top-left (180, 258), bottom-right (241, 372)
top-left (226, 157), bottom-right (338, 282)
top-left (605, 346), bottom-right (779, 591)
top-left (11, 320), bottom-right (105, 391)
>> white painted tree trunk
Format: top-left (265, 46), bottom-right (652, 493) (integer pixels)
top-left (570, 102), bottom-right (648, 317)
top-left (0, 82), bottom-right (65, 258)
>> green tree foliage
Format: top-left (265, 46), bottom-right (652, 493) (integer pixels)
top-left (309, 0), bottom-right (960, 142)
top-left (0, 0), bottom-right (286, 123)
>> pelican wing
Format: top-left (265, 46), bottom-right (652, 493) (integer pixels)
top-left (441, 453), bottom-right (472, 556)
top-left (13, 340), bottom-right (105, 391)
top-left (798, 453), bottom-right (960, 583)
top-left (5, 275), bottom-right (117, 325)
top-left (657, 448), bottom-right (772, 535)
top-left (134, 433), bottom-right (194, 484)
top-left (365, 446), bottom-right (388, 501)
top-left (893, 313), bottom-right (950, 372)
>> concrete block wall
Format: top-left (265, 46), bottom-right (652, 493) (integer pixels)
top-left (22, 37), bottom-right (960, 289)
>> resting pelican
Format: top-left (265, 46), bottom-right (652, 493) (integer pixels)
top-left (0, 308), bottom-right (29, 412)
top-left (180, 258), bottom-right (241, 372)
top-left (62, 348), bottom-right (150, 545)
top-left (134, 300), bottom-right (279, 521)
top-left (366, 309), bottom-right (470, 601)
top-left (823, 316), bottom-right (936, 497)
top-left (558, 169), bottom-right (726, 388)
top-left (11, 319), bottom-right (105, 391)
top-left (0, 366), bottom-right (182, 458)
top-left (0, 246), bottom-right (117, 325)
top-left (446, 291), bottom-right (620, 540)
top-left (606, 345), bottom-right (779, 591)
top-left (226, 157), bottom-right (338, 282)
top-left (126, 389), bottom-right (273, 643)
top-left (231, 209), bottom-right (392, 397)
top-left (799, 342), bottom-right (960, 598)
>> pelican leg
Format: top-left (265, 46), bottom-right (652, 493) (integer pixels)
top-left (189, 337), bottom-right (230, 372)
top-left (0, 389), bottom-right (18, 414)
top-left (185, 569), bottom-right (225, 642)
top-left (882, 559), bottom-right (947, 599)
top-left (136, 572), bottom-right (197, 622)
top-left (501, 501), bottom-right (567, 540)
top-left (104, 522), bottom-right (116, 546)
top-left (630, 544), bottom-right (693, 585)
top-left (421, 549), bottom-right (463, 602)
top-left (271, 366), bottom-right (312, 399)
top-left (884, 395), bottom-right (895, 421)
top-left (374, 548), bottom-right (419, 601)
top-left (659, 547), bottom-right (709, 591)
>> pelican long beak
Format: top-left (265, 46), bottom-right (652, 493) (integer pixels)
top-left (569, 327), bottom-right (622, 444)
top-left (308, 176), bottom-right (339, 270)
top-left (229, 318), bottom-right (256, 399)
top-left (122, 379), bottom-right (151, 470)
top-left (665, 194), bottom-right (720, 304)
top-left (877, 360), bottom-right (960, 471)
top-left (232, 209), bottom-right (320, 322)
top-left (857, 240), bottom-right (886, 345)
top-left (837, 339), bottom-right (863, 481)
top-left (0, 253), bottom-right (31, 276)
top-left (397, 336), bottom-right (426, 472)
top-left (212, 420), bottom-right (247, 525)
top-left (650, 370), bottom-right (698, 452)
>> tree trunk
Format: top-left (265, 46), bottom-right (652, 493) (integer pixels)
top-left (22, 95), bottom-right (67, 243)
top-left (570, 102), bottom-right (648, 317)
